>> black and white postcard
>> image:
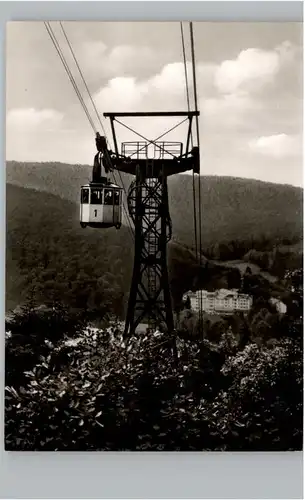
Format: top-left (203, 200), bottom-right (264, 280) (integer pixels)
top-left (5, 21), bottom-right (303, 451)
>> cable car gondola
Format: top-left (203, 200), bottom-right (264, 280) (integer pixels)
top-left (80, 133), bottom-right (123, 229)
top-left (80, 181), bottom-right (122, 229)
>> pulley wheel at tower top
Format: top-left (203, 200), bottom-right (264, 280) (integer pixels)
top-left (127, 180), bottom-right (172, 242)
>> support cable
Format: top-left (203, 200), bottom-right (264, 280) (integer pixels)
top-left (190, 21), bottom-right (204, 336)
top-left (59, 22), bottom-right (108, 138)
top-left (59, 23), bottom-right (133, 237)
top-left (180, 22), bottom-right (198, 263)
top-left (189, 22), bottom-right (202, 264)
top-left (44, 22), bottom-right (97, 134)
top-left (61, 22), bottom-right (134, 241)
top-left (48, 21), bottom-right (134, 242)
top-left (180, 23), bottom-right (192, 126)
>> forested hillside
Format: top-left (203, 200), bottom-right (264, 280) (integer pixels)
top-left (6, 183), bottom-right (133, 314)
top-left (5, 172), bottom-right (303, 453)
top-left (6, 183), bottom-right (245, 313)
top-left (6, 161), bottom-right (303, 253)
top-left (6, 161), bottom-right (94, 203)
top-left (169, 174), bottom-right (302, 251)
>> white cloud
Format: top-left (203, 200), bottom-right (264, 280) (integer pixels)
top-left (109, 45), bottom-right (155, 74)
top-left (91, 61), bottom-right (212, 153)
top-left (214, 41), bottom-right (299, 97)
top-left (92, 62), bottom-right (194, 142)
top-left (201, 91), bottom-right (257, 129)
top-left (95, 62), bottom-right (191, 112)
top-left (89, 41), bottom-right (297, 137)
top-left (199, 41), bottom-right (301, 135)
top-left (90, 51), bottom-right (302, 165)
top-left (6, 33), bottom-right (302, 186)
top-left (80, 41), bottom-right (158, 79)
top-left (275, 40), bottom-right (300, 65)
top-left (96, 76), bottom-right (147, 113)
top-left (82, 40), bottom-right (107, 63)
top-left (7, 107), bottom-right (64, 130)
top-left (215, 47), bottom-right (281, 94)
top-left (150, 62), bottom-right (190, 95)
top-left (6, 107), bottom-right (67, 162)
top-left (248, 133), bottom-right (302, 158)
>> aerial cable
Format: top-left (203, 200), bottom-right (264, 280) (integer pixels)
top-left (180, 22), bottom-right (192, 128)
top-left (111, 170), bottom-right (134, 241)
top-left (189, 21), bottom-right (204, 335)
top-left (189, 23), bottom-right (201, 156)
top-left (46, 21), bottom-right (134, 242)
top-left (180, 22), bottom-right (198, 263)
top-left (44, 22), bottom-right (97, 134)
top-left (59, 22), bottom-right (108, 138)
top-left (58, 22), bottom-right (134, 241)
top-left (189, 22), bottom-right (202, 263)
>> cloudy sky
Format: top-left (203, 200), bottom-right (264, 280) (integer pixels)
top-left (6, 21), bottom-right (303, 186)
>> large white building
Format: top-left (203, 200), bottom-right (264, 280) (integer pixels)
top-left (183, 289), bottom-right (253, 315)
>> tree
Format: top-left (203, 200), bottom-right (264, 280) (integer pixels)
top-left (5, 323), bottom-right (302, 451)
top-left (208, 338), bottom-right (302, 450)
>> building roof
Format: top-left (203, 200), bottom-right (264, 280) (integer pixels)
top-left (184, 289), bottom-right (252, 303)
top-left (194, 289), bottom-right (252, 300)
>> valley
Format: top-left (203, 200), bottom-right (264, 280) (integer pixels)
top-left (6, 161), bottom-right (303, 318)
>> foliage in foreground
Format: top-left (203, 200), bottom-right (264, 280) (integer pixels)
top-left (5, 322), bottom-right (302, 451)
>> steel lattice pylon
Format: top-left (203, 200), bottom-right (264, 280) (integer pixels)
top-left (125, 160), bottom-right (173, 334)
top-left (101, 111), bottom-right (200, 337)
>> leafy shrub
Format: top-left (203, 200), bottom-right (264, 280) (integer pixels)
top-left (5, 305), bottom-right (85, 388)
top-left (208, 339), bottom-right (303, 450)
top-left (5, 324), bottom-right (302, 451)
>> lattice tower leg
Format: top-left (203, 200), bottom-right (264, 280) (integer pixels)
top-left (124, 163), bottom-right (174, 336)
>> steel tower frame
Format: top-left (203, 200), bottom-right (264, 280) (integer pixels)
top-left (103, 111), bottom-right (199, 336)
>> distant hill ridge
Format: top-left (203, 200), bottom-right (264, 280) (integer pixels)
top-left (6, 182), bottom-right (302, 314)
top-left (5, 183), bottom-right (213, 312)
top-left (7, 159), bottom-right (302, 199)
top-left (6, 160), bottom-right (303, 249)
